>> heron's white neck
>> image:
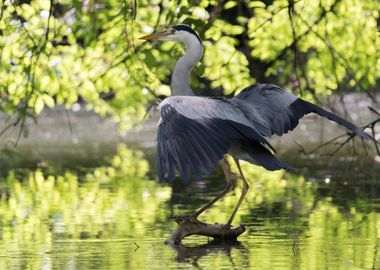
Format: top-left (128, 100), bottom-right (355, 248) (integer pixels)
top-left (171, 35), bottom-right (203, 96)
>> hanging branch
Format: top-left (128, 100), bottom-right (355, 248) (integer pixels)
top-left (269, 0), bottom-right (341, 66)
top-left (13, 0), bottom-right (54, 147)
top-left (0, 0), bottom-right (55, 145)
top-left (132, 0), bottom-right (137, 20)
top-left (288, 0), bottom-right (303, 96)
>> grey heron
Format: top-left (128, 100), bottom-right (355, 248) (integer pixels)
top-left (140, 24), bottom-right (375, 227)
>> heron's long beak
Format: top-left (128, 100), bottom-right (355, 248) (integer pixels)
top-left (139, 30), bottom-right (170, 40)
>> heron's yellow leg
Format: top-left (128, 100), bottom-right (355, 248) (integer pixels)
top-left (192, 157), bottom-right (233, 217)
top-left (225, 158), bottom-right (249, 227)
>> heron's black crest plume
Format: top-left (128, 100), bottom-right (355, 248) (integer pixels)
top-left (173, 24), bottom-right (202, 44)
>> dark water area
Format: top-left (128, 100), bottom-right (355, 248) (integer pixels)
top-left (0, 101), bottom-right (380, 269)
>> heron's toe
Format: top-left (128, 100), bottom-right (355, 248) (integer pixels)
top-left (222, 223), bottom-right (232, 231)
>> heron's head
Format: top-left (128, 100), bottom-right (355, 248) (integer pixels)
top-left (140, 24), bottom-right (202, 46)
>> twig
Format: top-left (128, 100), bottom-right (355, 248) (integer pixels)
top-left (0, 1), bottom-right (5, 21)
top-left (328, 133), bottom-right (355, 156)
top-left (7, 0), bottom-right (55, 147)
top-left (65, 109), bottom-right (73, 134)
top-left (249, 4), bottom-right (290, 33)
top-left (132, 0), bottom-right (137, 20)
top-left (296, 115), bottom-right (379, 156)
top-left (371, 124), bottom-right (380, 156)
top-left (292, 241), bottom-right (296, 255)
top-left (288, 0), bottom-right (303, 96)
top-left (218, 51), bottom-right (237, 93)
top-left (133, 242), bottom-right (139, 251)
top-left (295, 132), bottom-right (347, 155)
top-left (45, 0), bottom-right (54, 42)
top-left (153, 0), bottom-right (163, 31)
top-left (14, 112), bottom-right (27, 147)
top-left (369, 107), bottom-right (380, 117)
top-left (372, 239), bottom-right (379, 270)
top-left (0, 120), bottom-right (20, 137)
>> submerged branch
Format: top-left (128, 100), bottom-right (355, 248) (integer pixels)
top-left (165, 216), bottom-right (245, 245)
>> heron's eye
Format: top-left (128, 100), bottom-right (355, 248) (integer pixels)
top-left (170, 28), bottom-right (176, 34)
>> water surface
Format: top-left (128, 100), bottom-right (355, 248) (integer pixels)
top-left (1, 98), bottom-right (380, 269)
top-left (1, 142), bottom-right (379, 270)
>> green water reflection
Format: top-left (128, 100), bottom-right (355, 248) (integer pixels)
top-left (0, 145), bottom-right (379, 269)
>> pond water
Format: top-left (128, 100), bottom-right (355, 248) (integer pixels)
top-left (1, 141), bottom-right (380, 270)
top-left (1, 98), bottom-right (380, 269)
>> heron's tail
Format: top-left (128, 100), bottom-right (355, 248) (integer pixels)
top-left (245, 142), bottom-right (293, 171)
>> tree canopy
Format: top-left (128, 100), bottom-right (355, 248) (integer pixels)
top-left (0, 0), bottom-right (378, 132)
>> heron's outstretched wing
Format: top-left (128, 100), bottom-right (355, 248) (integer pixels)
top-left (157, 96), bottom-right (274, 182)
top-left (231, 83), bottom-right (374, 140)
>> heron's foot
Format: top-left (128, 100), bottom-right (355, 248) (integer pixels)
top-left (222, 223), bottom-right (232, 231)
top-left (168, 213), bottom-right (199, 224)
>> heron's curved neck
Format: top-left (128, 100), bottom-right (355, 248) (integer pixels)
top-left (171, 38), bottom-right (203, 96)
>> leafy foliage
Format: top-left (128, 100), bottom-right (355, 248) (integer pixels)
top-left (0, 0), bottom-right (378, 131)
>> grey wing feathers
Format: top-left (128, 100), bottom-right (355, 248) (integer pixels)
top-left (231, 84), bottom-right (298, 136)
top-left (157, 96), bottom-right (276, 182)
top-left (232, 83), bottom-right (375, 141)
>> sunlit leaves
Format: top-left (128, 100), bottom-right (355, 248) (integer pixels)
top-left (204, 36), bottom-right (254, 94)
top-left (0, 0), bottom-right (152, 130)
top-left (202, 19), bottom-right (253, 94)
top-left (248, 0), bottom-right (379, 96)
top-left (248, 1), bottom-right (292, 61)
top-left (0, 0), bottom-right (378, 131)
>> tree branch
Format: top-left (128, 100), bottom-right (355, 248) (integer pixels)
top-left (295, 111), bottom-right (379, 156)
top-left (165, 216), bottom-right (245, 245)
